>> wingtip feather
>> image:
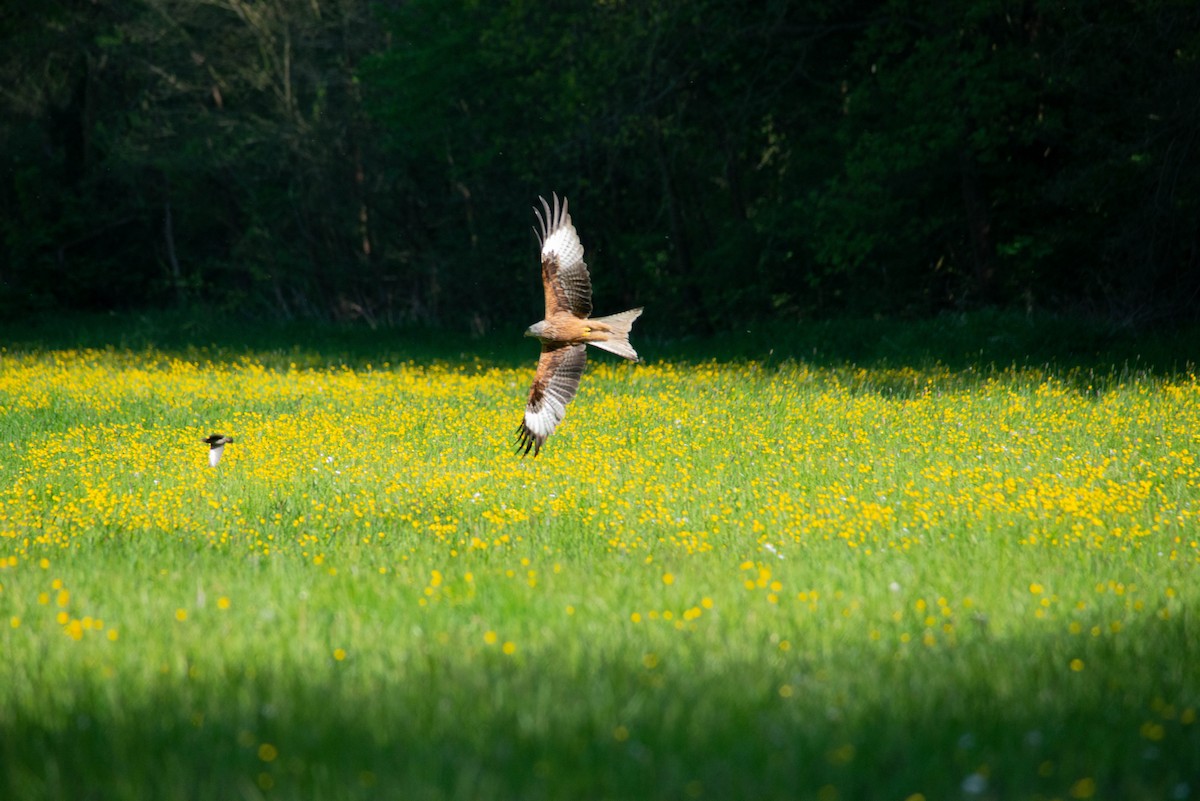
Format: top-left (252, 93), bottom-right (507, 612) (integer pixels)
top-left (534, 192), bottom-right (579, 248)
top-left (515, 422), bottom-right (542, 457)
top-left (535, 196), bottom-right (551, 244)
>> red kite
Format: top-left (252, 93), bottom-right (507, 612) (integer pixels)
top-left (516, 194), bottom-right (643, 456)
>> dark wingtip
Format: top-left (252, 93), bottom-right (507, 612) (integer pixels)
top-left (514, 422), bottom-right (543, 458)
top-left (536, 195), bottom-right (554, 242)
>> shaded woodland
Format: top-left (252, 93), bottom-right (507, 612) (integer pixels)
top-left (2, 0), bottom-right (1198, 332)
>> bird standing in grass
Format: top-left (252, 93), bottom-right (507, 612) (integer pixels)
top-left (204, 434), bottom-right (234, 467)
top-left (517, 194), bottom-right (643, 457)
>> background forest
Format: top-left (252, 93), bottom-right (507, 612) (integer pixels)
top-left (2, 0), bottom-right (1198, 333)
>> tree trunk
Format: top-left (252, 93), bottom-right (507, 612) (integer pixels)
top-left (653, 124), bottom-right (710, 330)
top-left (162, 176), bottom-right (184, 304)
top-left (164, 195), bottom-right (184, 305)
top-left (959, 147), bottom-right (995, 302)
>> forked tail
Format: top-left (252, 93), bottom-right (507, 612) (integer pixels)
top-left (589, 307), bottom-right (643, 361)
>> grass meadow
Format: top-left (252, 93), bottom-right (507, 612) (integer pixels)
top-left (1, 313), bottom-right (1198, 800)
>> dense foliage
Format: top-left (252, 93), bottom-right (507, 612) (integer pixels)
top-left (2, 0), bottom-right (1198, 329)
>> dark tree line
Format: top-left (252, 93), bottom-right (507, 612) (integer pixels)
top-left (2, 0), bottom-right (1198, 331)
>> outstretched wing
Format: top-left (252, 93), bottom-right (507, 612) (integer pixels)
top-left (516, 343), bottom-right (587, 456)
top-left (533, 194), bottom-right (592, 319)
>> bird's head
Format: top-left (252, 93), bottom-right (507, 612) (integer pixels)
top-left (524, 321), bottom-right (546, 339)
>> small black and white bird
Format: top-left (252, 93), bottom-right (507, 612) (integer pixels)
top-left (204, 434), bottom-right (234, 467)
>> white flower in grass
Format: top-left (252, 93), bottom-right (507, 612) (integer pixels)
top-left (961, 773), bottom-right (987, 795)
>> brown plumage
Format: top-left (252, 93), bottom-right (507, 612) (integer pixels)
top-left (516, 194), bottom-right (643, 456)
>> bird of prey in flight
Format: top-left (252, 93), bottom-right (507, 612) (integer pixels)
top-left (516, 194), bottom-right (642, 456)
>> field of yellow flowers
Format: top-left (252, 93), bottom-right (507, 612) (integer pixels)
top-left (1, 335), bottom-right (1198, 800)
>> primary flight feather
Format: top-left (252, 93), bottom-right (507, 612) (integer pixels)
top-left (516, 194), bottom-right (643, 456)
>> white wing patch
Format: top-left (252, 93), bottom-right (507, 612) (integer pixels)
top-left (523, 395), bottom-right (567, 440)
top-left (542, 224), bottom-right (583, 269)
